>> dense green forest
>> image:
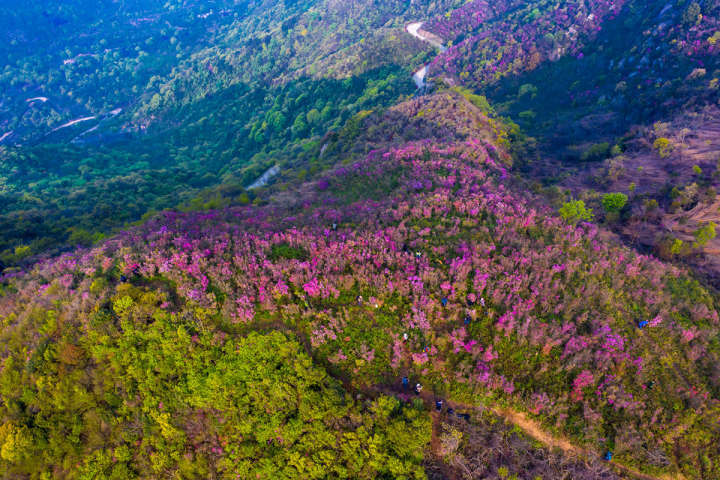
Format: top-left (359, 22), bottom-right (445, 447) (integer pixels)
top-left (0, 0), bottom-right (468, 267)
top-left (0, 65), bottom-right (414, 268)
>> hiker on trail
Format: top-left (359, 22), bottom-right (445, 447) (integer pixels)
top-left (464, 315), bottom-right (471, 325)
top-left (402, 377), bottom-right (409, 389)
top-left (332, 222), bottom-right (337, 231)
top-left (403, 332), bottom-right (409, 341)
top-left (424, 345), bottom-right (430, 353)
top-left (414, 383), bottom-right (423, 394)
top-left (480, 297), bottom-right (485, 306)
top-left (357, 295), bottom-right (363, 304)
top-left (415, 251), bottom-right (422, 258)
top-left (441, 297), bottom-right (448, 307)
top-left (435, 400), bottom-right (443, 411)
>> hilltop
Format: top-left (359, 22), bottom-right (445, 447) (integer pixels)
top-left (1, 92), bottom-right (719, 478)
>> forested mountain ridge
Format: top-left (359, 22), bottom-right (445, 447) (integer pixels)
top-left (1, 0), bottom-right (320, 138)
top-left (1, 0), bottom-right (461, 141)
top-left (0, 0), bottom-right (462, 268)
top-left (2, 90), bottom-right (720, 478)
top-left (3, 1), bottom-right (720, 479)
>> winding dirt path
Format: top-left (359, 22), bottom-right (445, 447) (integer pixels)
top-left (488, 405), bottom-right (679, 480)
top-left (264, 303), bottom-right (676, 480)
top-left (370, 382), bottom-right (675, 480)
top-left (491, 405), bottom-right (581, 455)
top-left (252, 296), bottom-right (675, 480)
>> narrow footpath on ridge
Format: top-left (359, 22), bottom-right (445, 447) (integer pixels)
top-left (368, 383), bottom-right (679, 480)
top-left (267, 305), bottom-right (677, 480)
top-left (253, 249), bottom-right (678, 480)
top-left (397, 17), bottom-right (678, 480)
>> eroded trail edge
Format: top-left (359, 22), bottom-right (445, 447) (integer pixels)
top-left (370, 384), bottom-right (675, 480)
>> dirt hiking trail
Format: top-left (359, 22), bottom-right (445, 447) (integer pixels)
top-left (371, 383), bottom-right (681, 480)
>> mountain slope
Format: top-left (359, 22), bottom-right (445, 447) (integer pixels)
top-left (413, 0), bottom-right (720, 281)
top-left (0, 0), bottom-right (449, 268)
top-left (1, 92), bottom-right (719, 478)
top-left (3, 1), bottom-right (720, 478)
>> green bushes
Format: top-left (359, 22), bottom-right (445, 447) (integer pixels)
top-left (580, 142), bottom-right (611, 162)
top-left (693, 222), bottom-right (717, 248)
top-left (559, 200), bottom-right (594, 223)
top-left (653, 137), bottom-right (673, 158)
top-left (601, 192), bottom-right (628, 213)
top-left (451, 87), bottom-right (495, 115)
top-left (269, 243), bottom-right (310, 261)
top-left (0, 300), bottom-right (432, 478)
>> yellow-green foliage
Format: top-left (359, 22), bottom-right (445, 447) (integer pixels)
top-left (0, 298), bottom-right (431, 479)
top-left (559, 199), bottom-right (594, 223)
top-left (694, 222), bottom-right (717, 248)
top-left (0, 423), bottom-right (32, 463)
top-left (451, 86), bottom-right (495, 115)
top-left (653, 137), bottom-right (673, 158)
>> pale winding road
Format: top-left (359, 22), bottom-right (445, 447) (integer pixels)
top-left (405, 21), bottom-right (446, 89)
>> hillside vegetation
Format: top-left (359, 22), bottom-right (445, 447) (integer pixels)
top-left (414, 0), bottom-right (720, 281)
top-left (1, 93), bottom-right (719, 478)
top-left (0, 0), bottom-right (460, 268)
top-left (4, 1), bottom-right (720, 478)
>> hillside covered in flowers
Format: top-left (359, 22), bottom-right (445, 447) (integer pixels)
top-left (1, 91), bottom-right (719, 478)
top-left (415, 0), bottom-right (720, 280)
top-left (5, 0), bottom-right (720, 478)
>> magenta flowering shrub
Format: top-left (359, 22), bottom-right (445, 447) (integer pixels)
top-left (1, 93), bottom-right (719, 477)
top-left (423, 0), bottom-right (625, 88)
top-left (420, 0), bottom-right (720, 100)
top-left (423, 0), bottom-right (514, 41)
top-left (670, 2), bottom-right (720, 57)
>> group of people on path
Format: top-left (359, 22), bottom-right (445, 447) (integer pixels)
top-left (400, 377), bottom-right (471, 421)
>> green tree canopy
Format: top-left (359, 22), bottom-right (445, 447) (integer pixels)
top-left (601, 192), bottom-right (628, 213)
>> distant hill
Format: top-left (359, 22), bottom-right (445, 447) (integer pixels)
top-left (416, 0), bottom-right (720, 281)
top-left (0, 0), bottom-right (465, 267)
